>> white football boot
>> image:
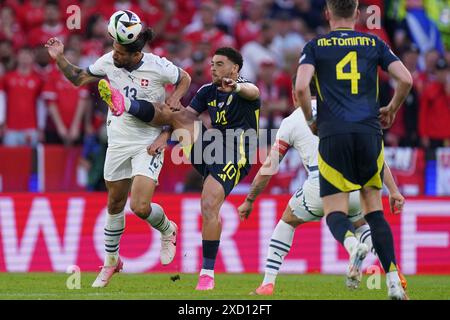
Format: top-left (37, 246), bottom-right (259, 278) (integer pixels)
top-left (346, 242), bottom-right (369, 289)
top-left (160, 221), bottom-right (178, 265)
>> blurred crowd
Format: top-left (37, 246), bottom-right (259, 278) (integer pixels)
top-left (0, 0), bottom-right (449, 189)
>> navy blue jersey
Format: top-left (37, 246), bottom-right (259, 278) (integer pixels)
top-left (189, 77), bottom-right (261, 164)
top-left (299, 28), bottom-right (399, 138)
top-left (190, 77), bottom-right (261, 132)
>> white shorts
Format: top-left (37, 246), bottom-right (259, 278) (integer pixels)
top-left (104, 145), bottom-right (164, 182)
top-left (288, 179), bottom-right (363, 223)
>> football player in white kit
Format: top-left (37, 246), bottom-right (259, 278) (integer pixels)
top-left (45, 20), bottom-right (191, 287)
top-left (238, 84), bottom-right (407, 296)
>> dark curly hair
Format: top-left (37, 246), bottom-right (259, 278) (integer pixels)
top-left (214, 47), bottom-right (243, 71)
top-left (122, 28), bottom-right (155, 53)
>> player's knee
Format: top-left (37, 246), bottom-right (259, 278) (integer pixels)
top-left (281, 207), bottom-right (303, 228)
top-left (107, 198), bottom-right (127, 215)
top-left (201, 198), bottom-right (220, 222)
top-left (130, 200), bottom-right (151, 219)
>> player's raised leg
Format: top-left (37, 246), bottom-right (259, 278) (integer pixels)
top-left (92, 179), bottom-right (130, 288)
top-left (130, 175), bottom-right (177, 265)
top-left (195, 176), bottom-right (226, 291)
top-left (253, 207), bottom-right (303, 295)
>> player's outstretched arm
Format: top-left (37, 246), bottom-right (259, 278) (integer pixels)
top-left (45, 38), bottom-right (99, 87)
top-left (238, 147), bottom-right (285, 221)
top-left (219, 78), bottom-right (260, 101)
top-left (383, 161), bottom-right (405, 215)
top-left (295, 64), bottom-right (315, 123)
top-left (379, 61), bottom-right (413, 128)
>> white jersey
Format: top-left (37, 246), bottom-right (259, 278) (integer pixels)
top-left (275, 102), bottom-right (319, 182)
top-left (88, 51), bottom-right (180, 147)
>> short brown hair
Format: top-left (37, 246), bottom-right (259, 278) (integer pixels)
top-left (326, 0), bottom-right (358, 19)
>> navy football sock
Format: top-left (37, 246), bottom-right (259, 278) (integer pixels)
top-left (128, 99), bottom-right (155, 122)
top-left (326, 211), bottom-right (356, 245)
top-left (364, 210), bottom-right (398, 273)
top-left (202, 240), bottom-right (220, 270)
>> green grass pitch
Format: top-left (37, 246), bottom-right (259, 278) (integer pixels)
top-left (0, 273), bottom-right (448, 300)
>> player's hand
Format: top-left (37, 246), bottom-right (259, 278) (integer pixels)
top-left (379, 105), bottom-right (397, 129)
top-left (45, 38), bottom-right (64, 60)
top-left (68, 126), bottom-right (80, 143)
top-left (147, 133), bottom-right (168, 156)
top-left (166, 97), bottom-right (182, 112)
top-left (238, 200), bottom-right (253, 221)
top-left (389, 192), bottom-right (405, 215)
top-left (218, 78), bottom-right (237, 93)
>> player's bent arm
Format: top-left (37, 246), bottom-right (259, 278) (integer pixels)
top-left (383, 161), bottom-right (400, 195)
top-left (55, 54), bottom-right (100, 87)
top-left (246, 148), bottom-right (285, 203)
top-left (237, 82), bottom-right (260, 101)
top-left (383, 161), bottom-right (405, 214)
top-left (387, 61), bottom-right (413, 113)
top-left (167, 69), bottom-right (191, 103)
top-left (295, 64), bottom-right (315, 122)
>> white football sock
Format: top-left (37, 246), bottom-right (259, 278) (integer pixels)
top-left (386, 271), bottom-right (401, 284)
top-left (200, 269), bottom-right (214, 278)
top-left (355, 224), bottom-right (374, 254)
top-left (262, 220), bottom-right (295, 285)
top-left (146, 203), bottom-right (174, 236)
top-left (104, 210), bottom-right (125, 267)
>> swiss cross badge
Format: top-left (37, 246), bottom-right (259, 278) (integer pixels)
top-left (141, 79), bottom-right (149, 87)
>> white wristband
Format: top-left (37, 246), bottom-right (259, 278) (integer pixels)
top-left (234, 83), bottom-right (241, 93)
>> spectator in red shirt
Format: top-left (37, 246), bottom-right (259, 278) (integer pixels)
top-left (356, 3), bottom-right (392, 46)
top-left (184, 1), bottom-right (236, 56)
top-left (42, 49), bottom-right (90, 145)
top-left (0, 6), bottom-right (27, 50)
top-left (234, 0), bottom-right (267, 49)
top-left (17, 0), bottom-right (46, 31)
top-left (28, 1), bottom-right (69, 48)
top-left (0, 47), bottom-right (43, 147)
top-left (419, 58), bottom-right (450, 157)
top-left (415, 49), bottom-right (440, 94)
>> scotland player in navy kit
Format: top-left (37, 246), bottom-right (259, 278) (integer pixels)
top-left (102, 47), bottom-right (261, 291)
top-left (295, 0), bottom-right (412, 299)
top-left (185, 48), bottom-right (261, 291)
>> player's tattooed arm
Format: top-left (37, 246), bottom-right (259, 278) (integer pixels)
top-left (56, 56), bottom-right (98, 87)
top-left (46, 37), bottom-right (99, 87)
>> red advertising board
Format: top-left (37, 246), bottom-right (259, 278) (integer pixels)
top-left (0, 147), bottom-right (32, 192)
top-left (0, 194), bottom-right (449, 274)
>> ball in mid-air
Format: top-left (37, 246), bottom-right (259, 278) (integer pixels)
top-left (108, 10), bottom-right (142, 45)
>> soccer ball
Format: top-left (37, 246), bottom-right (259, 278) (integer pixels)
top-left (108, 10), bottom-right (142, 45)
